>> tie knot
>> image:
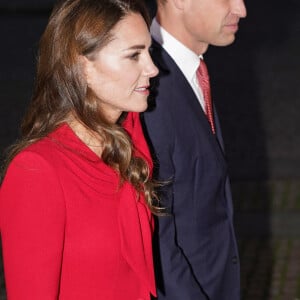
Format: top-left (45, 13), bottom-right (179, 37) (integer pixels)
top-left (196, 59), bottom-right (210, 83)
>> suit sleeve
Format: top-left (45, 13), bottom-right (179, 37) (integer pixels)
top-left (143, 104), bottom-right (208, 300)
top-left (0, 151), bottom-right (66, 300)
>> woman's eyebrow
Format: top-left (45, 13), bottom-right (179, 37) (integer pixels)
top-left (123, 44), bottom-right (146, 51)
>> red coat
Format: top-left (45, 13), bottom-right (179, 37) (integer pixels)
top-left (0, 113), bottom-right (156, 300)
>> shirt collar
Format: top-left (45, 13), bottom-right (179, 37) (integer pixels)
top-left (150, 18), bottom-right (203, 82)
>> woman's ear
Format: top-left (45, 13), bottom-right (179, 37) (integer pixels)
top-left (79, 55), bottom-right (92, 86)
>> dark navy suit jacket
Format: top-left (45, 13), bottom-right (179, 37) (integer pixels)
top-left (142, 40), bottom-right (240, 300)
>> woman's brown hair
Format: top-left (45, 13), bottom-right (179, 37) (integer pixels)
top-left (2, 0), bottom-right (160, 213)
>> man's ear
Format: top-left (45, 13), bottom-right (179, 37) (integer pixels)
top-left (172, 0), bottom-right (185, 11)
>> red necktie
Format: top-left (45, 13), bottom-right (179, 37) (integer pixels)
top-left (196, 60), bottom-right (216, 134)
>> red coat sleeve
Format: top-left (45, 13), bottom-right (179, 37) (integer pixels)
top-left (0, 151), bottom-right (66, 299)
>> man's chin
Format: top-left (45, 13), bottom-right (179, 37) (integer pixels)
top-left (212, 36), bottom-right (236, 47)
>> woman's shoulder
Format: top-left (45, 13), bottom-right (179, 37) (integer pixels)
top-left (7, 142), bottom-right (59, 179)
top-left (20, 123), bottom-right (77, 157)
top-left (9, 125), bottom-right (70, 172)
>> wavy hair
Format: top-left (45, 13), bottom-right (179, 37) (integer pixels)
top-left (2, 0), bottom-right (160, 213)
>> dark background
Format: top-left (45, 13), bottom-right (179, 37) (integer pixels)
top-left (207, 0), bottom-right (300, 181)
top-left (1, 0), bottom-right (300, 299)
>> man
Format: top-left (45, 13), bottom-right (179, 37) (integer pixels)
top-left (142, 0), bottom-right (247, 299)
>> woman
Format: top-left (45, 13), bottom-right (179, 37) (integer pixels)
top-left (0, 0), bottom-right (159, 299)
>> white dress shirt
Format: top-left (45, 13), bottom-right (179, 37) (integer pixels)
top-left (150, 18), bottom-right (206, 112)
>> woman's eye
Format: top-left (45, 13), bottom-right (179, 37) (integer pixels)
top-left (129, 52), bottom-right (140, 61)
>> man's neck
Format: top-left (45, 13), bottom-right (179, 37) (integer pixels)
top-left (155, 13), bottom-right (209, 56)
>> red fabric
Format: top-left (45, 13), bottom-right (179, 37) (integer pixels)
top-left (0, 112), bottom-right (156, 300)
top-left (196, 60), bottom-right (216, 134)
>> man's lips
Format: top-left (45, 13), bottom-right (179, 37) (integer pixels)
top-left (224, 21), bottom-right (239, 32)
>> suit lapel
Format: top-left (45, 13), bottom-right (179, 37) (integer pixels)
top-left (151, 41), bottom-right (227, 169)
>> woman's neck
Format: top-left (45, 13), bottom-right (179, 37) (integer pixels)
top-left (67, 118), bottom-right (103, 157)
